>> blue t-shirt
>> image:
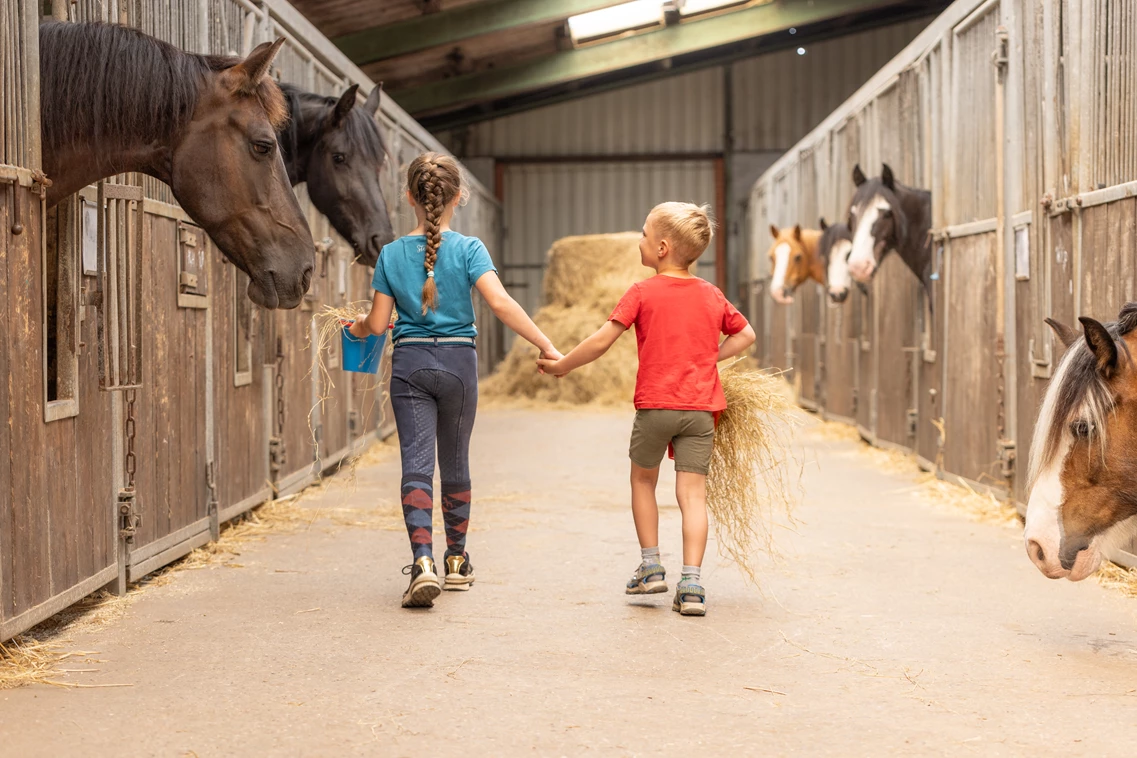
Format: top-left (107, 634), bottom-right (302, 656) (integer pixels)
top-left (371, 230), bottom-right (497, 341)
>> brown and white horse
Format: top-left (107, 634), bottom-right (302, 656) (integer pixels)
top-left (846, 163), bottom-right (933, 303)
top-left (766, 224), bottom-right (823, 304)
top-left (1024, 304), bottom-right (1137, 581)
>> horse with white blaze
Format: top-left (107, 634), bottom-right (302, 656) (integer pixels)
top-left (1024, 303), bottom-right (1137, 581)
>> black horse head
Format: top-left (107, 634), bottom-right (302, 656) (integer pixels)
top-left (279, 83), bottom-right (395, 266)
top-left (846, 163), bottom-right (933, 300)
top-left (818, 217), bottom-right (854, 304)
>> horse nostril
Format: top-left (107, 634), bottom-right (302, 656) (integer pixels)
top-left (301, 265), bottom-right (314, 294)
top-left (1027, 539), bottom-right (1047, 567)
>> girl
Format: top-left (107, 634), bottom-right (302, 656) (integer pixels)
top-left (350, 153), bottom-right (561, 609)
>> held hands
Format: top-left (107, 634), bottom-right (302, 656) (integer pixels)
top-left (536, 347), bottom-right (567, 377)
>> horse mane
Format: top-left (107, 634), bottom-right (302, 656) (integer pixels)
top-left (278, 83), bottom-right (387, 172)
top-left (41, 21), bottom-right (287, 155)
top-left (1029, 303), bottom-right (1137, 486)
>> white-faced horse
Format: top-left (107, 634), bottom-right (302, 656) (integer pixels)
top-left (1024, 303), bottom-right (1137, 581)
top-left (818, 217), bottom-right (854, 304)
top-left (846, 163), bottom-right (933, 304)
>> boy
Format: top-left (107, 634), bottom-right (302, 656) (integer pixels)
top-left (537, 202), bottom-right (756, 616)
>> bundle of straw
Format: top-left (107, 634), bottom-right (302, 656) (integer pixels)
top-left (706, 363), bottom-right (800, 584)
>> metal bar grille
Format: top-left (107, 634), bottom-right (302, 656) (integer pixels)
top-left (97, 183), bottom-right (144, 390)
top-left (0, 0), bottom-right (37, 170)
top-left (1090, 0), bottom-right (1137, 188)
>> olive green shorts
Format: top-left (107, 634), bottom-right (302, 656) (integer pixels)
top-left (629, 409), bottom-right (715, 475)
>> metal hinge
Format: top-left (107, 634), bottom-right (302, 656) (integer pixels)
top-left (907, 409), bottom-right (918, 438)
top-left (269, 437), bottom-right (286, 474)
top-left (206, 460), bottom-right (219, 517)
top-left (992, 26), bottom-right (1009, 70)
top-left (851, 387), bottom-right (858, 414)
top-left (348, 409), bottom-right (361, 436)
top-left (118, 488), bottom-right (141, 544)
top-left (1028, 338), bottom-right (1052, 379)
top-left (997, 439), bottom-right (1017, 479)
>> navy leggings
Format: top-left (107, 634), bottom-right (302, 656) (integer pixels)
top-left (390, 344), bottom-right (478, 561)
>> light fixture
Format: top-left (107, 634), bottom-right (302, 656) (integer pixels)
top-left (567, 1), bottom-right (666, 44)
top-left (677, 0), bottom-right (750, 15)
top-left (789, 27), bottom-right (797, 34)
top-left (797, 47), bottom-right (806, 55)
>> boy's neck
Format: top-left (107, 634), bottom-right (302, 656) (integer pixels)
top-left (656, 263), bottom-right (695, 279)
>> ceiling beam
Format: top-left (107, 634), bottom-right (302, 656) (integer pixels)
top-left (333, 0), bottom-right (624, 67)
top-left (393, 0), bottom-right (899, 117)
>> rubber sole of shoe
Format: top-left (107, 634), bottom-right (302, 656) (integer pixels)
top-left (402, 577), bottom-right (442, 608)
top-left (444, 573), bottom-right (474, 591)
top-left (626, 580), bottom-right (668, 595)
top-left (672, 599), bottom-right (707, 616)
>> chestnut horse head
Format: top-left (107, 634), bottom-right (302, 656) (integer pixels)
top-left (1025, 303), bottom-right (1137, 581)
top-left (40, 21), bottom-right (313, 308)
top-left (766, 224), bottom-right (823, 304)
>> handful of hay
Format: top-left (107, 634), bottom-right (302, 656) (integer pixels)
top-left (707, 363), bottom-right (799, 584)
top-left (482, 233), bottom-right (649, 406)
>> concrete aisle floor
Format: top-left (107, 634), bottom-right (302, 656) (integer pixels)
top-left (3, 408), bottom-right (1137, 757)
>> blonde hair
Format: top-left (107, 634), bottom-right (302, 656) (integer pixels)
top-left (650, 202), bottom-right (714, 265)
top-left (407, 152), bottom-right (462, 314)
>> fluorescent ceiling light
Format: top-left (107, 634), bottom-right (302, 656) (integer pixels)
top-left (678, 0), bottom-right (751, 16)
top-left (568, 1), bottom-right (665, 43)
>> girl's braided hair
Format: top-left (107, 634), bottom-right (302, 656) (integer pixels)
top-left (407, 152), bottom-right (462, 314)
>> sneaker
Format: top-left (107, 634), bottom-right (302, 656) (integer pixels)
top-left (672, 581), bottom-right (707, 616)
top-left (443, 553), bottom-right (475, 591)
top-left (625, 562), bottom-right (668, 595)
top-left (401, 556), bottom-right (442, 608)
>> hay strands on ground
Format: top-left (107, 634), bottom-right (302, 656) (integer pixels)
top-left (706, 360), bottom-right (802, 585)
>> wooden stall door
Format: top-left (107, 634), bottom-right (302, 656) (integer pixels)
top-left (128, 214), bottom-right (210, 581)
top-left (874, 255), bottom-right (921, 450)
top-left (794, 285), bottom-right (822, 410)
top-left (854, 287), bottom-right (875, 439)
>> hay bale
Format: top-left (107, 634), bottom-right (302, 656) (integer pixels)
top-left (482, 233), bottom-right (649, 406)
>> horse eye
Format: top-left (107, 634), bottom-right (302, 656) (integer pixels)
top-left (880, 208), bottom-right (892, 217)
top-left (1071, 420), bottom-right (1092, 438)
top-left (794, 254), bottom-right (803, 262)
top-left (251, 141), bottom-right (273, 156)
top-left (333, 153), bottom-right (346, 164)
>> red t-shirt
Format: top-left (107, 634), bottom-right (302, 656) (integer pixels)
top-left (609, 275), bottom-right (749, 411)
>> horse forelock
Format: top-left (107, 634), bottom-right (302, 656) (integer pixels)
top-left (1029, 329), bottom-right (1125, 488)
top-left (279, 86), bottom-right (386, 164)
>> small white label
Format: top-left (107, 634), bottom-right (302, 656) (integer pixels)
top-left (1014, 226), bottom-right (1030, 280)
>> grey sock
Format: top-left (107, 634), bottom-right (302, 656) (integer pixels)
top-left (680, 565), bottom-right (701, 583)
top-left (641, 546), bottom-right (660, 566)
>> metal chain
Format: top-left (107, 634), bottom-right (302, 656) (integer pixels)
top-left (275, 337), bottom-right (285, 436)
top-left (125, 388), bottom-right (138, 490)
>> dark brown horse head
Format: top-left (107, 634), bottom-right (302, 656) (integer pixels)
top-left (1025, 304), bottom-right (1137, 581)
top-left (767, 224), bottom-right (823, 304)
top-left (279, 83), bottom-right (395, 267)
top-left (40, 23), bottom-right (313, 309)
top-left (176, 40), bottom-right (313, 308)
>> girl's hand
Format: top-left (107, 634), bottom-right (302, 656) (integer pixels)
top-left (536, 357), bottom-right (570, 378)
top-left (348, 317), bottom-right (370, 339)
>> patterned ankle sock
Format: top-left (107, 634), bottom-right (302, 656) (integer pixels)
top-left (441, 481), bottom-right (471, 558)
top-left (680, 565), bottom-right (701, 586)
top-left (401, 475), bottom-right (434, 563)
top-left (641, 546), bottom-right (661, 567)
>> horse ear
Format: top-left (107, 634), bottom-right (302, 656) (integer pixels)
top-left (881, 163), bottom-right (896, 191)
top-left (852, 164), bottom-right (866, 186)
top-left (330, 84), bottom-right (360, 128)
top-left (819, 217), bottom-right (828, 231)
top-left (1079, 317), bottom-right (1119, 377)
top-left (1045, 317), bottom-right (1081, 348)
top-left (793, 224), bottom-right (802, 241)
top-left (363, 83), bottom-right (384, 116)
top-left (230, 38), bottom-right (286, 94)
top-left (769, 224), bottom-right (779, 239)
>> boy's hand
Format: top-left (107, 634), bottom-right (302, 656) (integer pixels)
top-left (536, 347), bottom-right (564, 376)
top-left (536, 356), bottom-right (570, 378)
